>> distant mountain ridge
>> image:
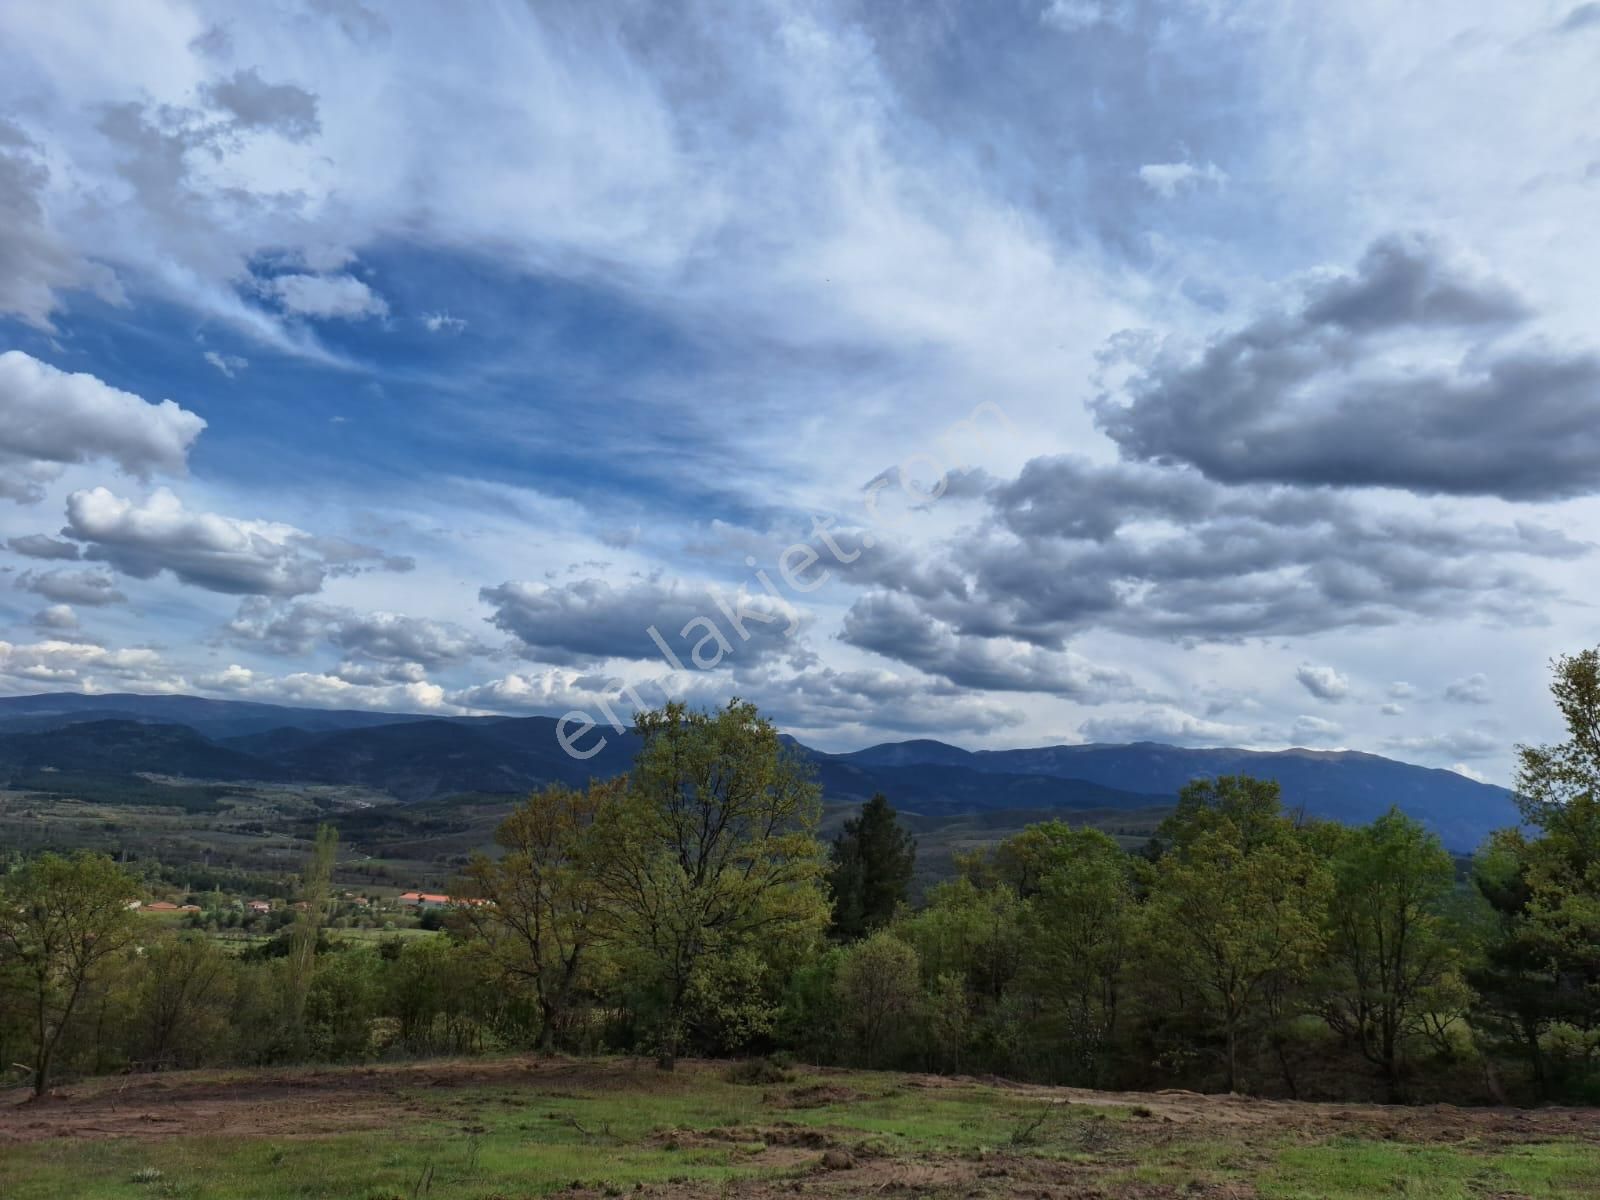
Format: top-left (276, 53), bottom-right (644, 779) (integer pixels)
top-left (0, 692), bottom-right (1519, 850)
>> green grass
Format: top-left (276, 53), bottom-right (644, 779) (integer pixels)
top-left (2, 1062), bottom-right (1596, 1200)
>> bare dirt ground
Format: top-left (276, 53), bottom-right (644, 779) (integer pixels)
top-left (2, 1055), bottom-right (1592, 1151)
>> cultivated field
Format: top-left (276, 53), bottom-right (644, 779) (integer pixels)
top-left (2, 1057), bottom-right (1596, 1199)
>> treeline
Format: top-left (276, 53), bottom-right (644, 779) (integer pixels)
top-left (4, 653), bottom-right (1600, 1104)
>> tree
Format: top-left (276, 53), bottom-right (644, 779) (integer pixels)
top-left (592, 700), bottom-right (829, 1069)
top-left (1470, 649), bottom-right (1600, 1099)
top-left (0, 853), bottom-right (139, 1095)
top-left (132, 932), bottom-right (237, 1069)
top-left (284, 824), bottom-right (338, 1053)
top-left (1144, 778), bottom-right (1330, 1093)
top-left (1319, 810), bottom-right (1462, 1100)
top-left (461, 778), bottom-right (621, 1051)
top-left (835, 931), bottom-right (920, 1067)
top-left (1015, 828), bottom-right (1135, 1086)
top-left (827, 793), bottom-right (916, 940)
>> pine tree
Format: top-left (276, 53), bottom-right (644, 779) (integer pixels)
top-left (828, 794), bottom-right (916, 941)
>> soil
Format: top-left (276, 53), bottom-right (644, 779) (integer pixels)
top-left (2, 1056), bottom-right (1595, 1200)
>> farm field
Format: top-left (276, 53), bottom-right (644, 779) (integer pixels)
top-left (2, 1057), bottom-right (1596, 1200)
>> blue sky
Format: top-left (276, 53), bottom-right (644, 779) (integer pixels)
top-left (3, 0), bottom-right (1599, 781)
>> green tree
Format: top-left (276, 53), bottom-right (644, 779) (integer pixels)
top-left (284, 823), bottom-right (339, 1054)
top-left (592, 700), bottom-right (829, 1069)
top-left (1145, 778), bottom-right (1330, 1094)
top-left (0, 853), bottom-right (139, 1095)
top-left (827, 793), bottom-right (916, 940)
top-left (461, 777), bottom-right (621, 1051)
top-left (132, 933), bottom-right (237, 1069)
top-left (835, 930), bottom-right (921, 1067)
top-left (1471, 650), bottom-right (1600, 1099)
top-left (1015, 827), bottom-right (1135, 1086)
top-left (1319, 810), bottom-right (1463, 1100)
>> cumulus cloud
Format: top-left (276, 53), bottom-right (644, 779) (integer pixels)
top-left (1137, 160), bottom-right (1227, 198)
top-left (1096, 234), bottom-right (1600, 500)
top-left (1444, 673), bottom-right (1494, 705)
top-left (261, 273), bottom-right (388, 320)
top-left (0, 638), bottom-right (164, 688)
top-left (227, 597), bottom-right (485, 667)
top-left (841, 590), bottom-right (1138, 698)
top-left (422, 312), bottom-right (467, 333)
top-left (0, 351), bottom-right (206, 503)
top-left (1385, 728), bottom-right (1502, 760)
top-left (30, 604), bottom-right (82, 635)
top-left (6, 534), bottom-right (81, 560)
top-left (196, 663), bottom-right (464, 714)
top-left (481, 576), bottom-right (805, 668)
top-left (63, 487), bottom-right (407, 596)
top-left (1296, 663), bottom-right (1351, 702)
top-left (1080, 706), bottom-right (1252, 746)
top-left (18, 567), bottom-right (127, 607)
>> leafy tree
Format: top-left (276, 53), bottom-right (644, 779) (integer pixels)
top-left (1016, 828), bottom-right (1135, 1086)
top-left (591, 700), bottom-right (829, 1068)
top-left (1471, 650), bottom-right (1600, 1099)
top-left (828, 793), bottom-right (917, 940)
top-left (0, 853), bottom-right (139, 1095)
top-left (285, 823), bottom-right (338, 1051)
top-left (1144, 779), bottom-right (1330, 1093)
top-left (132, 933), bottom-right (237, 1069)
top-left (835, 930), bottom-right (921, 1067)
top-left (1319, 810), bottom-right (1463, 1100)
top-left (460, 778), bottom-right (621, 1050)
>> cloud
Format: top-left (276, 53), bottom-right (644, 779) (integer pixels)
top-left (260, 273), bottom-right (388, 320)
top-left (1292, 714), bottom-right (1344, 743)
top-left (481, 576), bottom-right (805, 668)
top-left (6, 534), bottom-right (81, 561)
top-left (1385, 728), bottom-right (1502, 760)
top-left (1096, 234), bottom-right (1600, 500)
top-left (203, 351), bottom-right (248, 378)
top-left (0, 638), bottom-right (164, 688)
top-left (1040, 0), bottom-right (1121, 33)
top-left (198, 68), bottom-right (321, 142)
top-left (869, 455), bottom-right (1586, 649)
top-left (196, 663), bottom-right (463, 714)
top-left (63, 487), bottom-right (405, 596)
top-left (1080, 706), bottom-right (1253, 746)
top-left (226, 597), bottom-right (484, 667)
top-left (0, 120), bottom-right (121, 330)
top-left (18, 567), bottom-right (127, 607)
top-left (422, 312), bottom-right (467, 333)
top-left (840, 590), bottom-right (1138, 698)
top-left (1444, 673), bottom-right (1493, 705)
top-left (1296, 663), bottom-right (1350, 702)
top-left (0, 351), bottom-right (206, 503)
top-left (31, 604), bottom-right (81, 634)
top-left (1557, 4), bottom-right (1600, 34)
top-left (1137, 161), bottom-right (1227, 198)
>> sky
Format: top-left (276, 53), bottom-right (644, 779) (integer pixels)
top-left (1, 0), bottom-right (1597, 782)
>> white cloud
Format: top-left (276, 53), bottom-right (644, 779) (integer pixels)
top-left (203, 351), bottom-right (248, 378)
top-left (422, 311), bottom-right (466, 333)
top-left (1296, 663), bottom-right (1351, 702)
top-left (261, 273), bottom-right (388, 320)
top-left (1137, 160), bottom-right (1228, 198)
top-left (0, 351), bottom-right (206, 503)
top-left (0, 638), bottom-right (165, 688)
top-left (1444, 673), bottom-right (1493, 705)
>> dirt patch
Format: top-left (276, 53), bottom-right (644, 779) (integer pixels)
top-left (764, 1084), bottom-right (866, 1109)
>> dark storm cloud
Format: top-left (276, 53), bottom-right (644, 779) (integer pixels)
top-left (1096, 233), bottom-right (1600, 500)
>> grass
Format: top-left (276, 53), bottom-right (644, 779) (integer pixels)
top-left (2, 1060), bottom-right (1597, 1200)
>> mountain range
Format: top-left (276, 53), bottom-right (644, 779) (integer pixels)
top-left (0, 692), bottom-right (1519, 851)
